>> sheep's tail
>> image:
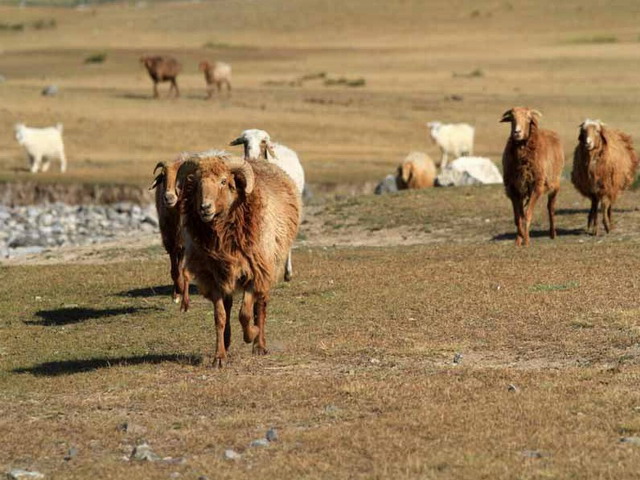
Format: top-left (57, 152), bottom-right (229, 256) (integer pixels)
top-left (56, 123), bottom-right (63, 133)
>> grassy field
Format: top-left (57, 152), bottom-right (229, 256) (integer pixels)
top-left (2, 0), bottom-right (640, 478)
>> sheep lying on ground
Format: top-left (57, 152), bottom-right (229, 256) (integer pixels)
top-left (140, 55), bottom-right (182, 98)
top-left (229, 129), bottom-right (304, 282)
top-left (435, 156), bottom-right (503, 187)
top-left (426, 121), bottom-right (474, 168)
top-left (501, 107), bottom-right (564, 246)
top-left (571, 119), bottom-right (639, 235)
top-left (199, 60), bottom-right (232, 99)
top-left (180, 153), bottom-right (301, 367)
top-left (14, 123), bottom-right (67, 173)
top-left (396, 151), bottom-right (436, 190)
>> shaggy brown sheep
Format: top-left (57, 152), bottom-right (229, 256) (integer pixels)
top-left (396, 151), bottom-right (436, 190)
top-left (180, 154), bottom-right (301, 367)
top-left (500, 107), bottom-right (565, 246)
top-left (140, 55), bottom-right (182, 98)
top-left (198, 60), bottom-right (232, 99)
top-left (571, 119), bottom-right (639, 234)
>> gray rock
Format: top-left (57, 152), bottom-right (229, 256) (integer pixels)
top-left (453, 353), bottom-right (463, 365)
top-left (64, 446), bottom-right (78, 461)
top-left (131, 443), bottom-right (161, 462)
top-left (41, 85), bottom-right (58, 96)
top-left (374, 174), bottom-right (399, 195)
top-left (249, 438), bottom-right (270, 448)
top-left (507, 384), bottom-right (519, 392)
top-left (7, 470), bottom-right (45, 480)
top-left (521, 450), bottom-right (545, 458)
top-left (266, 427), bottom-right (278, 442)
top-left (223, 449), bottom-right (241, 460)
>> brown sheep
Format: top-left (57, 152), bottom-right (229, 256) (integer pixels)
top-left (140, 55), bottom-right (182, 98)
top-left (396, 151), bottom-right (437, 189)
top-left (571, 119), bottom-right (639, 235)
top-left (500, 107), bottom-right (565, 246)
top-left (150, 155), bottom-right (192, 305)
top-left (198, 60), bottom-right (232, 99)
top-left (180, 154), bottom-right (301, 367)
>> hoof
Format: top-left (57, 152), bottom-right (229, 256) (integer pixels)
top-left (252, 345), bottom-right (268, 356)
top-left (243, 326), bottom-right (259, 344)
top-left (284, 272), bottom-right (292, 282)
top-left (172, 295), bottom-right (181, 304)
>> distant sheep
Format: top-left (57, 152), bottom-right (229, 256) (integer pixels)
top-left (180, 154), bottom-right (301, 367)
top-left (140, 55), bottom-right (182, 98)
top-left (14, 123), bottom-right (67, 173)
top-left (229, 129), bottom-right (305, 282)
top-left (501, 107), bottom-right (564, 246)
top-left (199, 60), bottom-right (232, 99)
top-left (571, 119), bottom-right (639, 235)
top-left (396, 151), bottom-right (436, 190)
top-left (426, 121), bottom-right (474, 168)
top-left (435, 156), bottom-right (503, 187)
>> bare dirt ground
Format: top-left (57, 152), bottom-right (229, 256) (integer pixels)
top-left (2, 1), bottom-right (640, 479)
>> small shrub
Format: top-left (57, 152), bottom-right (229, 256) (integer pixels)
top-left (0, 22), bottom-right (25, 31)
top-left (567, 35), bottom-right (618, 44)
top-left (203, 41), bottom-right (232, 49)
top-left (84, 52), bottom-right (107, 64)
top-left (32, 19), bottom-right (56, 30)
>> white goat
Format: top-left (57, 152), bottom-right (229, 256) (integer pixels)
top-left (426, 121), bottom-right (474, 168)
top-left (229, 129), bottom-right (305, 282)
top-left (14, 123), bottom-right (67, 173)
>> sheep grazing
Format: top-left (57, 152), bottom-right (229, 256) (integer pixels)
top-left (426, 121), bottom-right (474, 168)
top-left (571, 119), bottom-right (639, 235)
top-left (396, 151), bottom-right (436, 190)
top-left (229, 129), bottom-right (305, 282)
top-left (14, 123), bottom-right (67, 173)
top-left (180, 153), bottom-right (301, 367)
top-left (500, 107), bottom-right (565, 246)
top-left (139, 55), bottom-right (182, 98)
top-left (199, 60), bottom-right (232, 99)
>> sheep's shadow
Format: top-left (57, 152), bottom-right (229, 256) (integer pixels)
top-left (117, 284), bottom-right (198, 298)
top-left (28, 306), bottom-right (160, 326)
top-left (492, 228), bottom-right (584, 242)
top-left (12, 353), bottom-right (201, 377)
top-left (556, 207), bottom-right (636, 216)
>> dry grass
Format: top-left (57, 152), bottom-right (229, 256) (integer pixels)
top-left (2, 1), bottom-right (640, 478)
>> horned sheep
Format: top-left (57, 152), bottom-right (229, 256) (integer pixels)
top-left (426, 121), bottom-right (474, 168)
top-left (229, 129), bottom-right (305, 282)
top-left (571, 119), bottom-right (639, 235)
top-left (14, 123), bottom-right (67, 173)
top-left (140, 55), bottom-right (182, 98)
top-left (199, 60), bottom-right (232, 99)
top-left (500, 107), bottom-right (565, 246)
top-left (396, 151), bottom-right (437, 190)
top-left (179, 153), bottom-right (301, 367)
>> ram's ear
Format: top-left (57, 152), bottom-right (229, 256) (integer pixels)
top-left (230, 161), bottom-right (255, 195)
top-left (265, 140), bottom-right (278, 160)
top-left (149, 174), bottom-right (162, 191)
top-left (499, 110), bottom-right (513, 123)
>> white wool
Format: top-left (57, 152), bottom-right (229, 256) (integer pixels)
top-left (232, 129), bottom-right (305, 194)
top-left (14, 123), bottom-right (67, 173)
top-left (436, 156), bottom-right (503, 186)
top-left (426, 121), bottom-right (475, 168)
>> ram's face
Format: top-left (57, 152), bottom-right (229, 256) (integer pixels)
top-left (195, 168), bottom-right (236, 223)
top-left (501, 108), bottom-right (539, 142)
top-left (579, 122), bottom-right (601, 151)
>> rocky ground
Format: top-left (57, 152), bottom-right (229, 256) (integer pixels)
top-left (0, 203), bottom-right (159, 259)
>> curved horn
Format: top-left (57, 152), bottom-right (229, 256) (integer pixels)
top-left (227, 159), bottom-right (255, 195)
top-left (229, 136), bottom-right (245, 146)
top-left (153, 161), bottom-right (166, 175)
top-left (531, 109), bottom-right (543, 119)
top-left (499, 110), bottom-right (513, 123)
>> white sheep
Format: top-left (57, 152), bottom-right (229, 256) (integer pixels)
top-left (426, 121), bottom-right (474, 168)
top-left (229, 129), bottom-right (305, 282)
top-left (14, 123), bottom-right (67, 173)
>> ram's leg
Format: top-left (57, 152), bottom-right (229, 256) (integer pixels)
top-left (602, 198), bottom-right (612, 233)
top-left (153, 81), bottom-right (159, 98)
top-left (510, 196), bottom-right (525, 247)
top-left (239, 291), bottom-right (259, 343)
top-left (253, 293), bottom-right (268, 355)
top-left (523, 188), bottom-right (542, 246)
top-left (31, 154), bottom-right (43, 173)
top-left (180, 269), bottom-right (192, 312)
top-left (206, 84), bottom-right (213, 100)
top-left (211, 293), bottom-right (227, 368)
top-left (170, 251), bottom-right (182, 303)
top-left (284, 250), bottom-right (293, 282)
top-left (607, 202), bottom-right (614, 232)
top-left (225, 79), bottom-right (232, 94)
top-left (59, 150), bottom-right (67, 173)
top-left (41, 156), bottom-right (51, 172)
top-left (587, 196), bottom-right (598, 234)
top-left (172, 79), bottom-right (180, 98)
top-left (547, 189), bottom-right (558, 240)
top-left (223, 294), bottom-right (232, 352)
